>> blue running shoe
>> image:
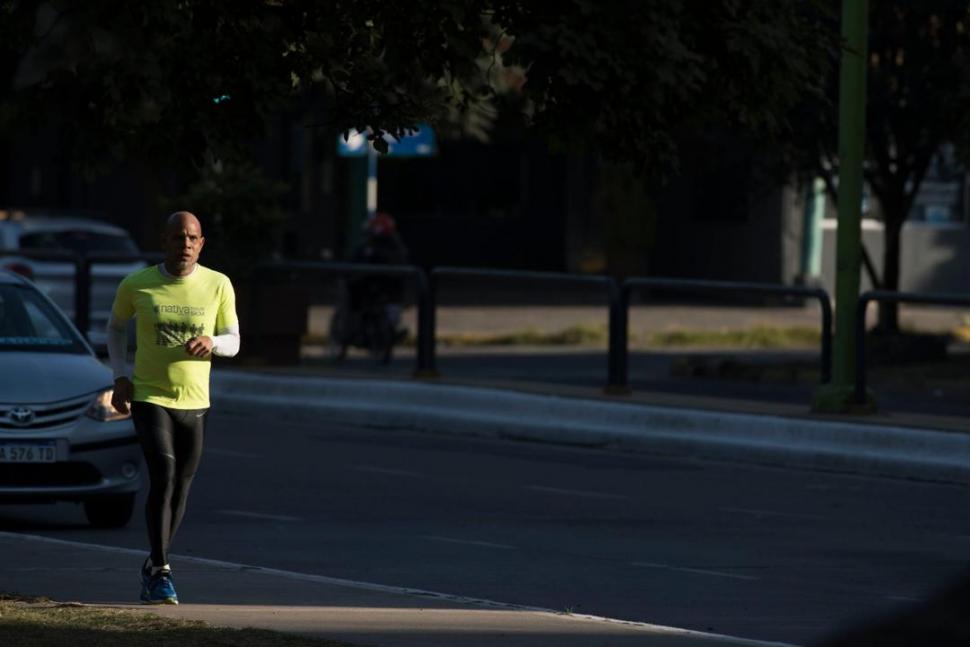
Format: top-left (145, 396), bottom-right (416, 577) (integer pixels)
top-left (145, 572), bottom-right (178, 605)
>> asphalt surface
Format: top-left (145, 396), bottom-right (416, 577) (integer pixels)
top-left (3, 290), bottom-right (966, 645)
top-left (3, 412), bottom-right (970, 645)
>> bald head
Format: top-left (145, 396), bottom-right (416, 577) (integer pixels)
top-left (166, 211), bottom-right (202, 234)
top-left (162, 210), bottom-right (205, 277)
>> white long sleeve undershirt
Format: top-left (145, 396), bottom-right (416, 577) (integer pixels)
top-left (105, 316), bottom-right (129, 380)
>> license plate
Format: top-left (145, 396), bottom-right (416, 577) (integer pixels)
top-left (0, 441), bottom-right (57, 463)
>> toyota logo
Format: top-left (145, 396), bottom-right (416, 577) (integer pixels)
top-left (9, 407), bottom-right (35, 426)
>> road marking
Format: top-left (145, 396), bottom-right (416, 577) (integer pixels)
top-left (632, 562), bottom-right (760, 581)
top-left (0, 532), bottom-right (792, 647)
top-left (218, 510), bottom-right (301, 522)
top-left (207, 448), bottom-right (260, 459)
top-left (350, 465), bottom-right (424, 478)
top-left (720, 507), bottom-right (826, 521)
top-left (527, 485), bottom-right (631, 501)
top-left (423, 535), bottom-right (517, 550)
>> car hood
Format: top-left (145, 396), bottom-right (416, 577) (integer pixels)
top-left (0, 352), bottom-right (111, 403)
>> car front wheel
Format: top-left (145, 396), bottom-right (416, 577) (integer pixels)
top-left (83, 493), bottom-right (136, 528)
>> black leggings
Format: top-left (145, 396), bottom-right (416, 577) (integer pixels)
top-left (131, 401), bottom-right (207, 567)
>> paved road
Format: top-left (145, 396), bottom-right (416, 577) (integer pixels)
top-left (2, 412), bottom-right (969, 644)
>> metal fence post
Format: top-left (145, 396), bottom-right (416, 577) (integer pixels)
top-left (817, 289), bottom-right (834, 384)
top-left (606, 279), bottom-right (630, 394)
top-left (854, 294), bottom-right (870, 404)
top-left (414, 267), bottom-right (438, 377)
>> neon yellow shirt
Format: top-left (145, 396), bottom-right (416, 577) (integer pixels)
top-left (111, 264), bottom-right (238, 409)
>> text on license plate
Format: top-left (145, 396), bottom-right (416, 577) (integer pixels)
top-left (0, 442), bottom-right (57, 463)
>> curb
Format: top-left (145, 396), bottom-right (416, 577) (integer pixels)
top-left (211, 370), bottom-right (970, 484)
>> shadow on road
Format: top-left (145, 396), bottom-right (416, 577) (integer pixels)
top-left (818, 567), bottom-right (970, 646)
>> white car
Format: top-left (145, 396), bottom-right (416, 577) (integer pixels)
top-left (0, 211), bottom-right (145, 348)
top-left (0, 269), bottom-right (142, 527)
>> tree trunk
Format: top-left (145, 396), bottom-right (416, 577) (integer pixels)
top-left (877, 213), bottom-right (904, 333)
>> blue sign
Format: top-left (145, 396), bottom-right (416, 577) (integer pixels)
top-left (337, 125), bottom-right (437, 158)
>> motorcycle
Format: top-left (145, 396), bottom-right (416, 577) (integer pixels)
top-left (328, 279), bottom-right (401, 365)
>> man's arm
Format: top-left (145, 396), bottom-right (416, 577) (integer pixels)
top-left (105, 314), bottom-right (129, 380)
top-left (106, 314), bottom-right (133, 414)
top-left (212, 277), bottom-right (240, 357)
top-left (211, 323), bottom-right (240, 357)
top-left (186, 275), bottom-right (240, 358)
top-left (185, 323), bottom-right (240, 358)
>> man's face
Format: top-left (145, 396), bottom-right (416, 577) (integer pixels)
top-left (163, 219), bottom-right (205, 273)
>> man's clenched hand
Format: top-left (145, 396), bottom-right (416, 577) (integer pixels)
top-left (185, 336), bottom-right (214, 357)
top-left (112, 376), bottom-right (133, 414)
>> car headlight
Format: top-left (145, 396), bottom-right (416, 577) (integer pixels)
top-left (85, 388), bottom-right (131, 422)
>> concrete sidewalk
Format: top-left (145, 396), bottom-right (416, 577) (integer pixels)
top-left (0, 532), bottom-right (790, 647)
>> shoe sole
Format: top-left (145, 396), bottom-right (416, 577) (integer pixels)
top-left (141, 579), bottom-right (177, 605)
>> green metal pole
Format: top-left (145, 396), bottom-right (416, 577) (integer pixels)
top-left (814, 0), bottom-right (871, 412)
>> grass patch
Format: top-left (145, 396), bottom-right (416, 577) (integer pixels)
top-left (303, 323), bottom-right (611, 347)
top-left (642, 326), bottom-right (821, 349)
top-left (445, 324), bottom-right (823, 348)
top-left (0, 594), bottom-right (359, 647)
top-left (437, 324), bottom-right (608, 347)
top-left (304, 325), bottom-right (826, 349)
top-left (301, 323), bottom-right (970, 349)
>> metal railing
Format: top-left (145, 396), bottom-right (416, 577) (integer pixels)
top-left (4, 252), bottom-right (839, 398)
top-left (253, 261), bottom-right (435, 375)
top-left (432, 266), bottom-right (624, 388)
top-left (855, 290), bottom-right (970, 403)
top-left (621, 278), bottom-right (833, 389)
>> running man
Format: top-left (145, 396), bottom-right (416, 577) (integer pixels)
top-left (106, 211), bottom-right (240, 604)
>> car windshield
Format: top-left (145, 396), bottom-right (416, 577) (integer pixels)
top-left (19, 229), bottom-right (139, 254)
top-left (0, 284), bottom-right (87, 354)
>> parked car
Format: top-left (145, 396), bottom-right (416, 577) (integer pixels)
top-left (0, 269), bottom-right (142, 527)
top-left (0, 211), bottom-right (146, 349)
